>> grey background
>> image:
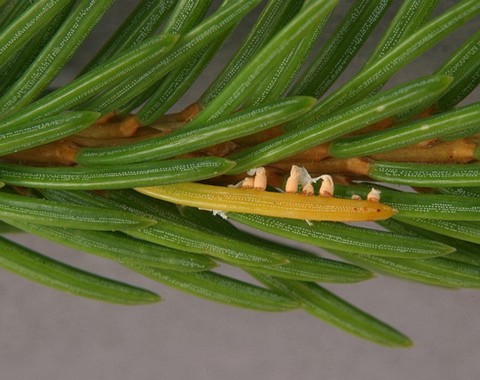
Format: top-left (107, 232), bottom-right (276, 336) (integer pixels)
top-left (2, 1), bottom-right (480, 379)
